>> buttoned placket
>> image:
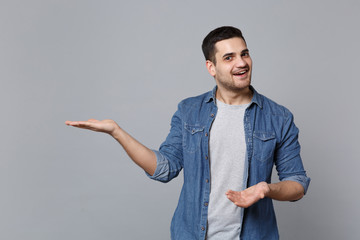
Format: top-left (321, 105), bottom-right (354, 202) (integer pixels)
top-left (199, 106), bottom-right (217, 239)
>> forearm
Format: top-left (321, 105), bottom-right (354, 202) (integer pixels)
top-left (65, 119), bottom-right (158, 175)
top-left (111, 126), bottom-right (157, 176)
top-left (266, 180), bottom-right (304, 201)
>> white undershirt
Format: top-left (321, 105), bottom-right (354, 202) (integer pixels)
top-left (206, 100), bottom-right (249, 240)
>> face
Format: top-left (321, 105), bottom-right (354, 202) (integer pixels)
top-left (206, 37), bottom-right (252, 93)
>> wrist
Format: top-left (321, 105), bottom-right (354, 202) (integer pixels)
top-left (258, 182), bottom-right (271, 198)
top-left (110, 124), bottom-right (122, 138)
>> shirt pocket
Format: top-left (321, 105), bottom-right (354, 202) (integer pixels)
top-left (253, 131), bottom-right (276, 163)
top-left (183, 123), bottom-right (204, 153)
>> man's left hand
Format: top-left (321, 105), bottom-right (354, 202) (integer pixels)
top-left (226, 182), bottom-right (270, 208)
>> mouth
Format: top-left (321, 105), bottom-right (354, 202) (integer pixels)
top-left (233, 69), bottom-right (249, 78)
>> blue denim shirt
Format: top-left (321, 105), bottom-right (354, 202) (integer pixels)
top-left (148, 86), bottom-right (310, 240)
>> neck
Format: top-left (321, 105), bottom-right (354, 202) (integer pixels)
top-left (215, 86), bottom-right (253, 105)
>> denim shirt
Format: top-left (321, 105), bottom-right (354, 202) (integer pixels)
top-left (148, 86), bottom-right (310, 240)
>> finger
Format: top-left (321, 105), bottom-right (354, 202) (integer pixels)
top-left (88, 119), bottom-right (99, 123)
top-left (226, 193), bottom-right (233, 199)
top-left (65, 120), bottom-right (81, 125)
top-left (227, 195), bottom-right (237, 203)
top-left (65, 121), bottom-right (79, 126)
top-left (66, 121), bottom-right (80, 126)
top-left (65, 120), bottom-right (86, 126)
top-left (75, 121), bottom-right (94, 127)
top-left (66, 121), bottom-right (92, 128)
top-left (226, 193), bottom-right (236, 201)
top-left (226, 189), bottom-right (235, 195)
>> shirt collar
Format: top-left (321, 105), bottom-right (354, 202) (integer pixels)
top-left (249, 85), bottom-right (263, 109)
top-left (205, 85), bottom-right (263, 109)
top-left (205, 86), bottom-right (217, 103)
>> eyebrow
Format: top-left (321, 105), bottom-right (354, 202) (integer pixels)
top-left (222, 49), bottom-right (249, 58)
top-left (222, 52), bottom-right (235, 58)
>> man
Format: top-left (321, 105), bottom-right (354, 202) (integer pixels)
top-left (66, 26), bottom-right (310, 239)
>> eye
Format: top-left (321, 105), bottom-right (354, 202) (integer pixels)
top-left (224, 56), bottom-right (232, 61)
top-left (241, 52), bottom-right (250, 57)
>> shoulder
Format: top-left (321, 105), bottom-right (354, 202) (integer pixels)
top-left (173, 90), bottom-right (214, 122)
top-left (257, 92), bottom-right (293, 119)
top-left (254, 90), bottom-right (299, 136)
top-left (178, 90), bottom-right (213, 109)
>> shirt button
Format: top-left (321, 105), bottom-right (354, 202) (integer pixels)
top-left (210, 113), bottom-right (214, 117)
top-left (201, 226), bottom-right (205, 231)
top-left (205, 132), bottom-right (208, 137)
top-left (205, 155), bottom-right (208, 160)
top-left (205, 179), bottom-right (209, 183)
top-left (204, 202), bottom-right (208, 207)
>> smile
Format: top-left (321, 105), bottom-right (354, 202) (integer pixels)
top-left (233, 69), bottom-right (248, 76)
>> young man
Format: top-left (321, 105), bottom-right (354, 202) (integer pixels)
top-left (66, 26), bottom-right (310, 240)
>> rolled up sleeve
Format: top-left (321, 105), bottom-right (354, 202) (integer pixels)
top-left (275, 110), bottom-right (311, 194)
top-left (145, 106), bottom-right (184, 183)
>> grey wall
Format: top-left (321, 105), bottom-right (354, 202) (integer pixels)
top-left (1, 0), bottom-right (359, 239)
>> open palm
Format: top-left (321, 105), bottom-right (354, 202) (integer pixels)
top-left (65, 119), bottom-right (118, 135)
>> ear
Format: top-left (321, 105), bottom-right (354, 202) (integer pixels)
top-left (206, 60), bottom-right (216, 77)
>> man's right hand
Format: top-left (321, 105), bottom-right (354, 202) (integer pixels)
top-left (65, 119), bottom-right (157, 175)
top-left (65, 119), bottom-right (119, 136)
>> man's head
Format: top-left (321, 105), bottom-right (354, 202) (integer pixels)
top-left (203, 26), bottom-right (252, 96)
top-left (202, 26), bottom-right (246, 65)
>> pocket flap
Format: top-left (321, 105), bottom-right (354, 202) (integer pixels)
top-left (184, 124), bottom-right (204, 135)
top-left (253, 131), bottom-right (275, 141)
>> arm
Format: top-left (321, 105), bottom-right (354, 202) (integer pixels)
top-left (266, 180), bottom-right (304, 201)
top-left (65, 119), bottom-right (157, 175)
top-left (227, 110), bottom-right (310, 208)
top-left (226, 180), bottom-right (304, 208)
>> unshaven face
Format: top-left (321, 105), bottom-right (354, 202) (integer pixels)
top-left (207, 37), bottom-right (252, 93)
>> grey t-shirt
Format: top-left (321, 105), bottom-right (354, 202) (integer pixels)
top-left (206, 100), bottom-right (249, 240)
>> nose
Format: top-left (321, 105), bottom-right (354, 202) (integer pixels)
top-left (235, 56), bottom-right (247, 68)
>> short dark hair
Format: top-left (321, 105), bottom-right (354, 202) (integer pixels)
top-left (202, 26), bottom-right (246, 64)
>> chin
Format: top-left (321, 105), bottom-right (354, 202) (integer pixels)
top-left (234, 80), bottom-right (251, 90)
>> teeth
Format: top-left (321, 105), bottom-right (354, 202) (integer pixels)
top-left (234, 70), bottom-right (246, 75)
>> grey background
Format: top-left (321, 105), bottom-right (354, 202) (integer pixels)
top-left (1, 0), bottom-right (359, 239)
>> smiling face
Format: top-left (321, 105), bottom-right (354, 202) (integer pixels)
top-left (206, 37), bottom-right (252, 94)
